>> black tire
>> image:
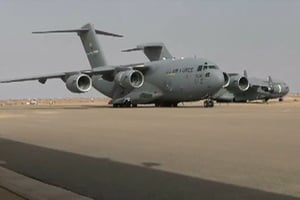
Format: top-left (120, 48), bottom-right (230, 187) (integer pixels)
top-left (204, 100), bottom-right (208, 108)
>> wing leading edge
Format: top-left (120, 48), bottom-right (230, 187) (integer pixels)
top-left (0, 63), bottom-right (147, 84)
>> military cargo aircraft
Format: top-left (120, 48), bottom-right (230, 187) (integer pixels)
top-left (213, 70), bottom-right (289, 102)
top-left (0, 23), bottom-right (227, 108)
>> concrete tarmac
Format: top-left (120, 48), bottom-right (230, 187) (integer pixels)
top-left (0, 187), bottom-right (25, 200)
top-left (0, 98), bottom-right (300, 199)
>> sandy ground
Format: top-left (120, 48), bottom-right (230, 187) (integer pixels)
top-left (0, 96), bottom-right (300, 199)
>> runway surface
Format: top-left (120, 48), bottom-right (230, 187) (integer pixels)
top-left (0, 187), bottom-right (25, 200)
top-left (0, 99), bottom-right (300, 199)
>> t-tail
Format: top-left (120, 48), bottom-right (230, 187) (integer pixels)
top-left (33, 23), bottom-right (123, 68)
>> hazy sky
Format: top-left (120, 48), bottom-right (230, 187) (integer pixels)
top-left (0, 0), bottom-right (299, 99)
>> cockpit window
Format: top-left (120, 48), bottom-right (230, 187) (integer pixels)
top-left (208, 65), bottom-right (219, 69)
top-left (197, 65), bottom-right (202, 71)
top-left (203, 66), bottom-right (208, 70)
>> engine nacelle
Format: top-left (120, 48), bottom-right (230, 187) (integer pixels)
top-left (237, 76), bottom-right (250, 91)
top-left (223, 72), bottom-right (230, 88)
top-left (229, 75), bottom-right (250, 92)
top-left (271, 84), bottom-right (282, 93)
top-left (115, 70), bottom-right (144, 89)
top-left (66, 74), bottom-right (92, 93)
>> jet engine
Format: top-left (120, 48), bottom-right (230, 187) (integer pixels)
top-left (270, 84), bottom-right (282, 93)
top-left (223, 72), bottom-right (230, 88)
top-left (229, 75), bottom-right (250, 92)
top-left (65, 74), bottom-right (92, 93)
top-left (115, 70), bottom-right (144, 89)
top-left (237, 76), bottom-right (250, 91)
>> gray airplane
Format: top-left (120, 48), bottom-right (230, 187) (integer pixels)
top-left (0, 23), bottom-right (227, 108)
top-left (213, 70), bottom-right (289, 102)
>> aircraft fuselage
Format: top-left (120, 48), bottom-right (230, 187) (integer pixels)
top-left (93, 58), bottom-right (225, 105)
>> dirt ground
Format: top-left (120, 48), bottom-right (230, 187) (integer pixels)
top-left (0, 95), bottom-right (300, 199)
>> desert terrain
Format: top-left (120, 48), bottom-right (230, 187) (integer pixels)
top-left (0, 95), bottom-right (300, 200)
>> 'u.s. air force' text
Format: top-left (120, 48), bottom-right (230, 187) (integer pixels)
top-left (166, 67), bottom-right (194, 74)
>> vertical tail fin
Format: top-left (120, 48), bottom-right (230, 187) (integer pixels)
top-left (33, 23), bottom-right (123, 68)
top-left (268, 76), bottom-right (274, 89)
top-left (243, 70), bottom-right (248, 78)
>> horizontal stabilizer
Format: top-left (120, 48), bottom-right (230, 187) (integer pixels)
top-left (33, 27), bottom-right (123, 37)
top-left (32, 23), bottom-right (123, 68)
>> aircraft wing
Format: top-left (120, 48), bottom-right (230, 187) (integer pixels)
top-left (248, 77), bottom-right (269, 88)
top-left (0, 72), bottom-right (67, 83)
top-left (0, 63), bottom-right (147, 84)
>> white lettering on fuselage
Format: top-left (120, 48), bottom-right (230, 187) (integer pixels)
top-left (166, 67), bottom-right (194, 75)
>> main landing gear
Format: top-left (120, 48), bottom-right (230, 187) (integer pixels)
top-left (112, 100), bottom-right (137, 108)
top-left (113, 103), bottom-right (137, 108)
top-left (204, 99), bottom-right (214, 108)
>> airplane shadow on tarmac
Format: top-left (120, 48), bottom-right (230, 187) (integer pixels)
top-left (0, 138), bottom-right (299, 200)
top-left (27, 105), bottom-right (206, 110)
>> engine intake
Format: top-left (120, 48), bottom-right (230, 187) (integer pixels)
top-left (223, 72), bottom-right (230, 88)
top-left (228, 75), bottom-right (250, 92)
top-left (238, 77), bottom-right (250, 91)
top-left (66, 74), bottom-right (92, 93)
top-left (271, 84), bottom-right (282, 93)
top-left (115, 70), bottom-right (144, 89)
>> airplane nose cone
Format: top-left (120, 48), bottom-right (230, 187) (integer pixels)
top-left (284, 86), bottom-right (289, 95)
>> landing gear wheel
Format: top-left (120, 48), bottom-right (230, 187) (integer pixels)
top-left (279, 98), bottom-right (283, 102)
top-left (113, 101), bottom-right (136, 108)
top-left (209, 100), bottom-right (214, 107)
top-left (204, 100), bottom-right (214, 108)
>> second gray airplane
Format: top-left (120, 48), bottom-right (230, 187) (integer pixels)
top-left (213, 70), bottom-right (289, 102)
top-left (0, 23), bottom-right (227, 107)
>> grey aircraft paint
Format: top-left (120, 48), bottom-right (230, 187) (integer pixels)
top-left (129, 43), bottom-right (290, 104)
top-left (0, 23), bottom-right (226, 107)
top-left (213, 71), bottom-right (289, 102)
